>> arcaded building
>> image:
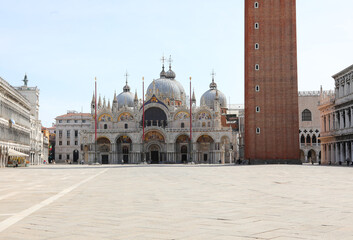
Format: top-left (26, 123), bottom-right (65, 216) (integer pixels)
top-left (298, 91), bottom-right (322, 163)
top-left (80, 62), bottom-right (237, 164)
top-left (244, 0), bottom-right (300, 163)
top-left (0, 76), bottom-right (31, 167)
top-left (319, 65), bottom-right (353, 165)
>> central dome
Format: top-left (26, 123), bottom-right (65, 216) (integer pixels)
top-left (147, 64), bottom-right (183, 102)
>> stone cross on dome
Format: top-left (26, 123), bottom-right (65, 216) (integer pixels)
top-left (168, 55), bottom-right (173, 68)
top-left (209, 69), bottom-right (217, 89)
top-left (124, 71), bottom-right (129, 84)
top-left (123, 71), bottom-right (130, 92)
top-left (160, 55), bottom-right (166, 65)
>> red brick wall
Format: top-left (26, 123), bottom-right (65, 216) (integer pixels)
top-left (244, 0), bottom-right (299, 161)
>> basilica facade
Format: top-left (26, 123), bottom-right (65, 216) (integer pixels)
top-left (80, 62), bottom-right (237, 164)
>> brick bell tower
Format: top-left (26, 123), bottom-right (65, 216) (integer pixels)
top-left (244, 0), bottom-right (300, 164)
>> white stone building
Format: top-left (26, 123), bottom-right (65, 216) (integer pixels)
top-left (15, 75), bottom-right (44, 165)
top-left (298, 91), bottom-right (322, 163)
top-left (0, 76), bottom-right (31, 167)
top-left (55, 111), bottom-right (91, 163)
top-left (80, 61), bottom-right (237, 164)
top-left (319, 64), bottom-right (353, 165)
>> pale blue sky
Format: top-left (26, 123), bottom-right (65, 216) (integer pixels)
top-left (1, 0), bottom-right (352, 127)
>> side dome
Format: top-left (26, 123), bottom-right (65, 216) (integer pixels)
top-left (200, 89), bottom-right (227, 109)
top-left (117, 91), bottom-right (134, 108)
top-left (117, 80), bottom-right (135, 108)
top-left (200, 75), bottom-right (227, 109)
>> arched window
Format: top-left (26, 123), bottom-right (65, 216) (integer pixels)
top-left (300, 135), bottom-right (305, 144)
top-left (125, 124), bottom-right (128, 129)
top-left (312, 134), bottom-right (317, 143)
top-left (306, 135), bottom-right (311, 145)
top-left (104, 124), bottom-right (107, 129)
top-left (302, 109), bottom-right (312, 121)
top-left (181, 123), bottom-right (185, 128)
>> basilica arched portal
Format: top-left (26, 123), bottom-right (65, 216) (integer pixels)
top-left (116, 135), bottom-right (132, 164)
top-left (144, 130), bottom-right (165, 164)
top-left (97, 137), bottom-right (111, 164)
top-left (196, 135), bottom-right (214, 163)
top-left (176, 134), bottom-right (189, 163)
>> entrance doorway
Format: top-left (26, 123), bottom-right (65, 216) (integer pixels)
top-left (73, 150), bottom-right (79, 163)
top-left (149, 144), bottom-right (160, 164)
top-left (151, 151), bottom-right (159, 164)
top-left (181, 145), bottom-right (187, 163)
top-left (101, 155), bottom-right (109, 164)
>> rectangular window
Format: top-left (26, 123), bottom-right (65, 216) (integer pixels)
top-left (125, 124), bottom-right (128, 129)
top-left (67, 120), bottom-right (70, 123)
top-left (256, 128), bottom-right (261, 134)
top-left (67, 154), bottom-right (70, 160)
top-left (67, 130), bottom-right (70, 138)
top-left (75, 141), bottom-right (78, 145)
top-left (255, 43), bottom-right (259, 50)
top-left (75, 130), bottom-right (78, 137)
top-left (59, 130), bottom-right (62, 138)
top-left (82, 120), bottom-right (86, 123)
top-left (254, 22), bottom-right (259, 29)
top-left (59, 141), bottom-right (62, 145)
top-left (255, 64), bottom-right (260, 70)
top-left (59, 154), bottom-right (62, 160)
top-left (67, 141), bottom-right (70, 145)
top-left (74, 120), bottom-right (78, 123)
top-left (59, 120), bottom-right (62, 123)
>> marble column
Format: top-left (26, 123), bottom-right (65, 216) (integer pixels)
top-left (340, 142), bottom-right (344, 163)
top-left (346, 109), bottom-right (350, 128)
top-left (335, 143), bottom-right (340, 164)
top-left (351, 141), bottom-right (353, 163)
top-left (331, 143), bottom-right (335, 164)
top-left (346, 142), bottom-right (350, 162)
top-left (321, 145), bottom-right (326, 164)
top-left (351, 107), bottom-right (353, 127)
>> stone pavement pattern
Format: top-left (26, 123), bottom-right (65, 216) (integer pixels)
top-left (0, 164), bottom-right (353, 239)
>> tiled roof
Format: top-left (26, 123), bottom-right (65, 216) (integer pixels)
top-left (56, 113), bottom-right (91, 119)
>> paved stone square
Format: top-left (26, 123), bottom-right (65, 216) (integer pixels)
top-left (0, 164), bottom-right (353, 239)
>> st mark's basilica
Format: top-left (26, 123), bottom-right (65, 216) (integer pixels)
top-left (80, 59), bottom-right (237, 164)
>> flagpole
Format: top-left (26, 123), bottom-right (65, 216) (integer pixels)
top-left (142, 77), bottom-right (146, 163)
top-left (95, 77), bottom-right (98, 164)
top-left (189, 76), bottom-right (193, 163)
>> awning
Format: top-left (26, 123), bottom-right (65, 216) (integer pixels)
top-left (8, 148), bottom-right (29, 157)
